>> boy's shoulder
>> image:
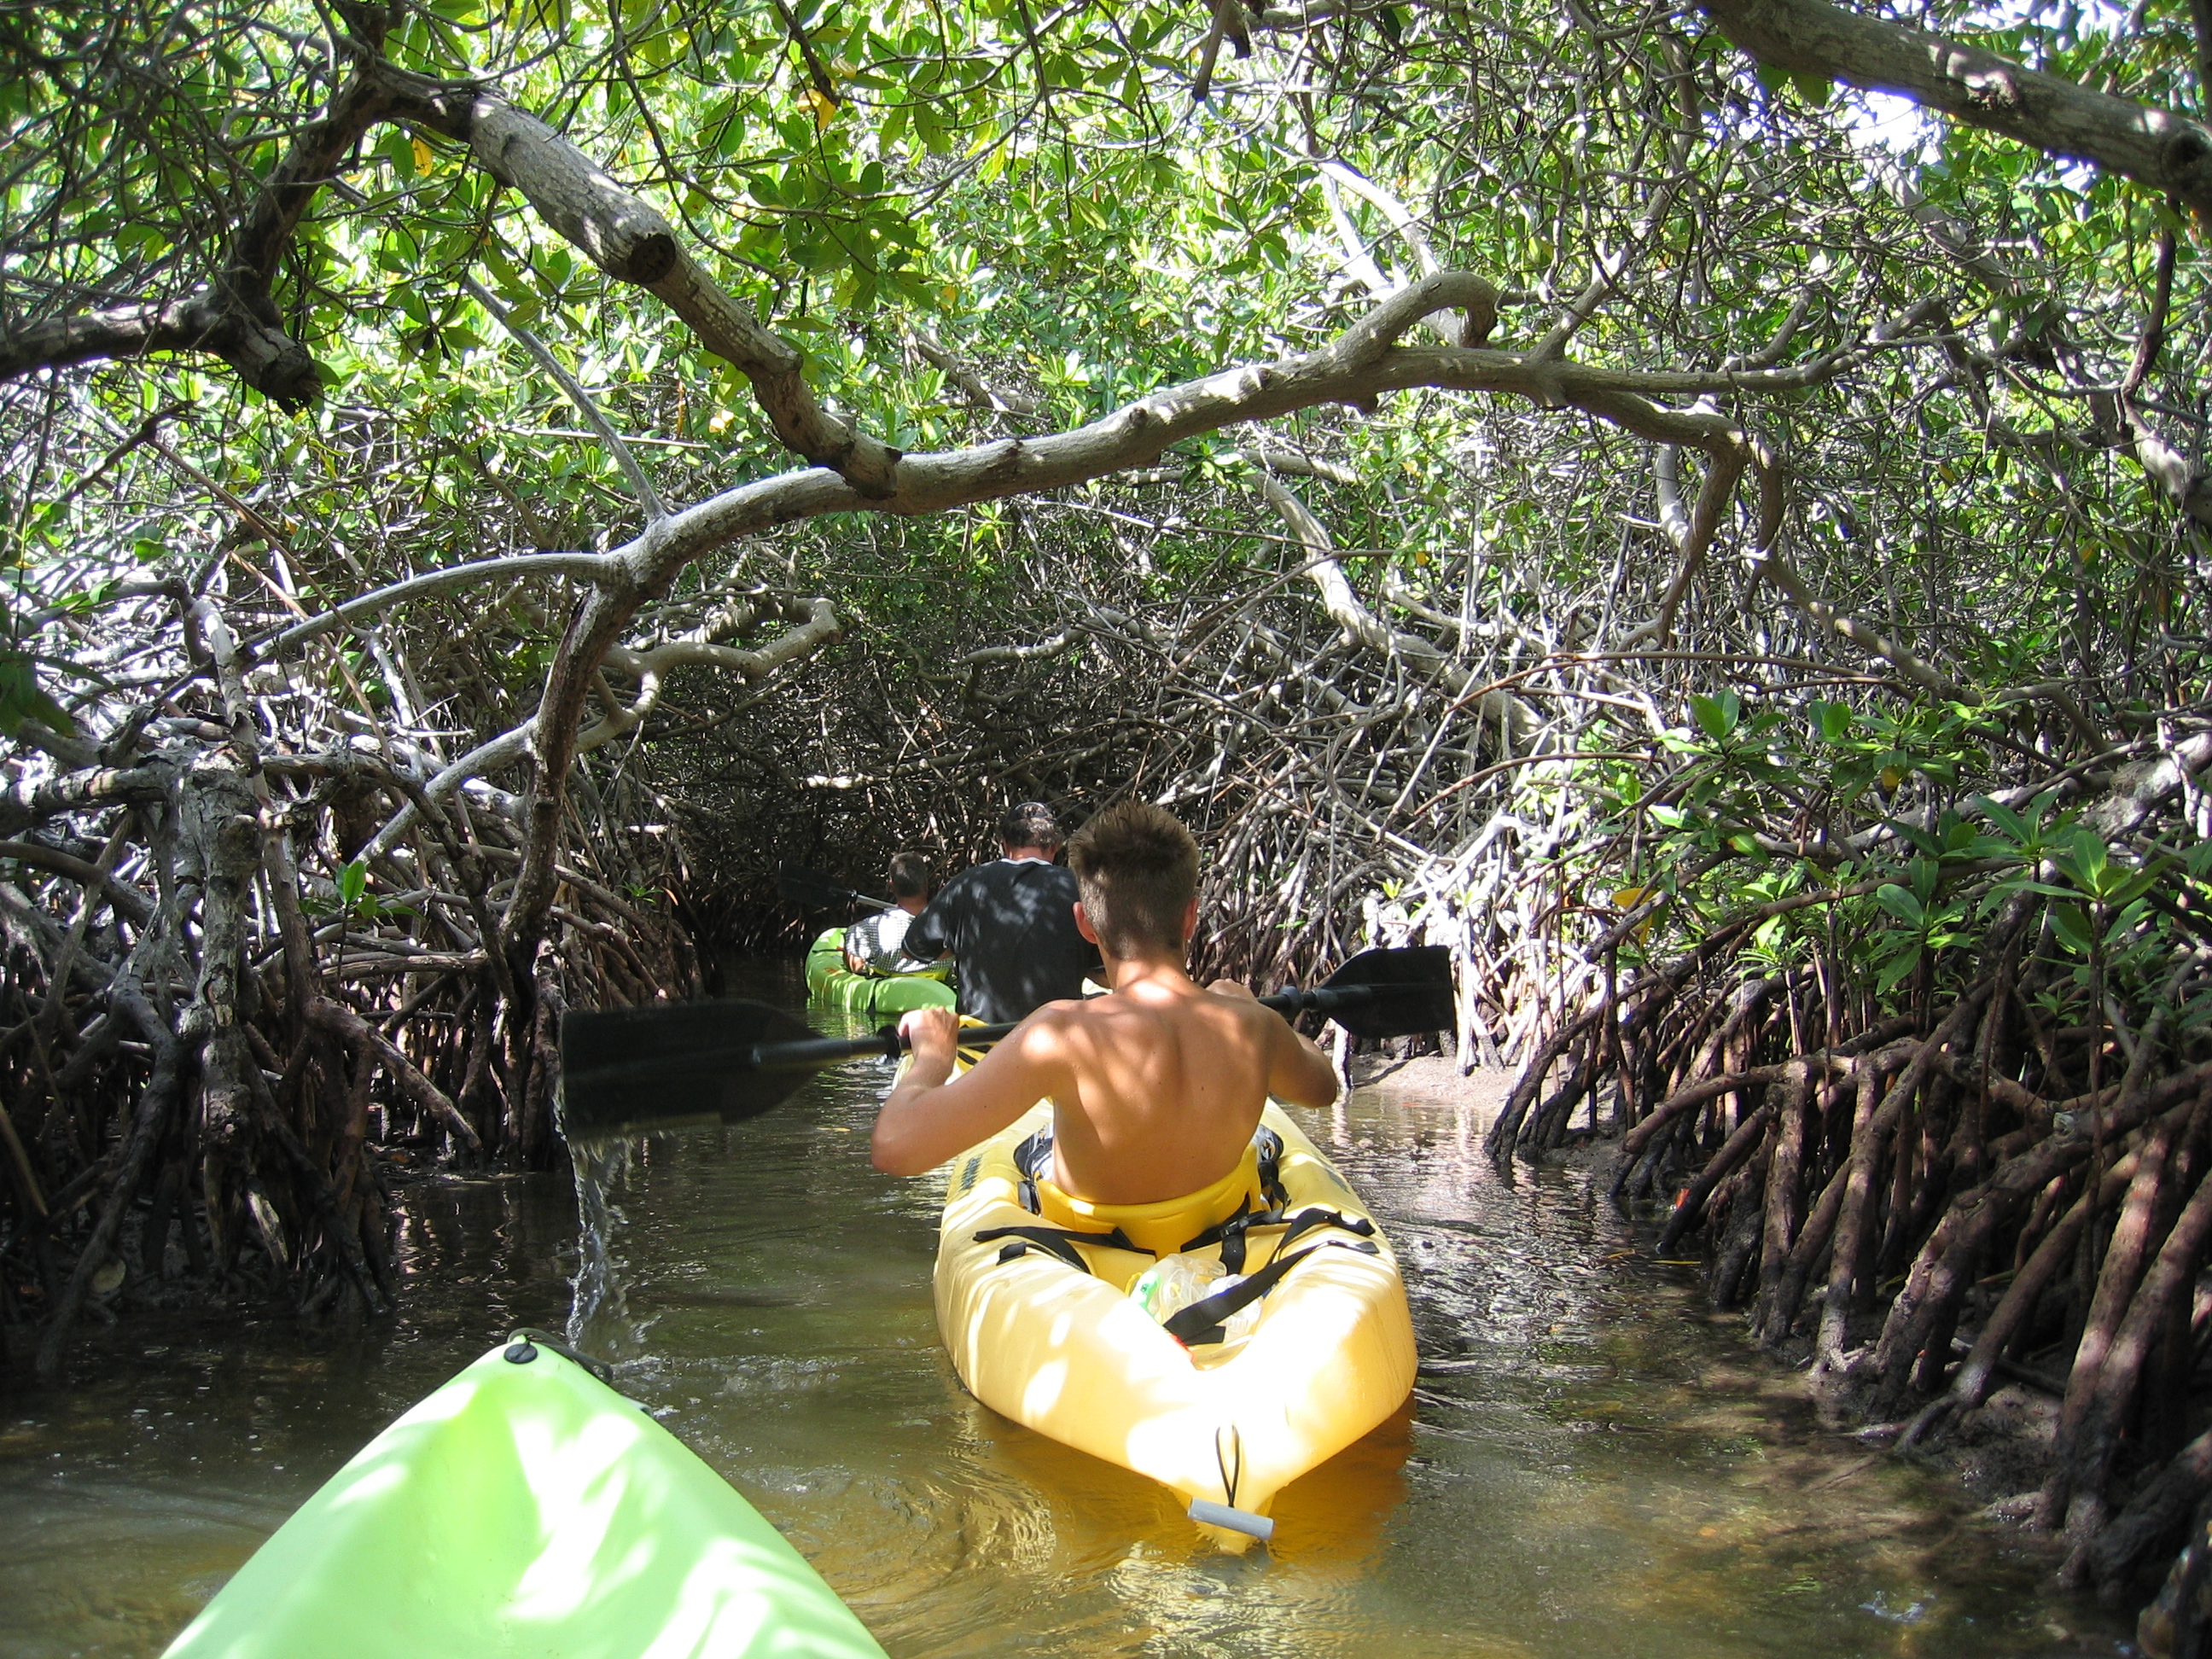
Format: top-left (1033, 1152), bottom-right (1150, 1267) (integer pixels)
top-left (1040, 983), bottom-right (1264, 1033)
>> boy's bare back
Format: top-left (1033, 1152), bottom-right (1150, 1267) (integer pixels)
top-left (870, 798), bottom-right (1338, 1199)
top-left (870, 973), bottom-right (1337, 1200)
top-left (1022, 978), bottom-right (1334, 1202)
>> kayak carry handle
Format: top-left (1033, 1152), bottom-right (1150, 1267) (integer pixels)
top-left (1187, 1498), bottom-right (1275, 1540)
top-left (503, 1327), bottom-right (616, 1384)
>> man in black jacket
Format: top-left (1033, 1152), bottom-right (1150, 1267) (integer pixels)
top-left (904, 801), bottom-right (1099, 1022)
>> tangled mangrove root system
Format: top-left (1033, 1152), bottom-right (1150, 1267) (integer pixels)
top-left (0, 558), bottom-right (834, 1376)
top-left (1465, 724), bottom-right (2212, 1612)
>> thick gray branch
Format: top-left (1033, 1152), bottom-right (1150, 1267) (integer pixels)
top-left (0, 841), bottom-right (154, 927)
top-left (1697, 0), bottom-right (2212, 214)
top-left (267, 552), bottom-right (618, 652)
top-left (580, 597), bottom-right (840, 748)
top-left (948, 632), bottom-right (1078, 671)
top-left (0, 766), bottom-right (172, 839)
top-left (391, 72), bottom-right (902, 496)
top-left (602, 271), bottom-right (1797, 606)
top-left (0, 294), bottom-right (320, 407)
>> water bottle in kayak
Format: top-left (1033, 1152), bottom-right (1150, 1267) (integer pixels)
top-left (1131, 1252), bottom-right (1260, 1341)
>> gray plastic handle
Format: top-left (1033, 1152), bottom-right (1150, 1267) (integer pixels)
top-left (1187, 1498), bottom-right (1275, 1540)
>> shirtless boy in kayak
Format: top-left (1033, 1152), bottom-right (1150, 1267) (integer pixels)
top-left (870, 800), bottom-right (1339, 1203)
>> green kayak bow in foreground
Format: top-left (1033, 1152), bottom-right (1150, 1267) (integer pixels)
top-left (160, 1333), bottom-right (886, 1659)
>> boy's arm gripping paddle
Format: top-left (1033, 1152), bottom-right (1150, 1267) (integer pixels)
top-left (558, 946), bottom-right (1452, 1143)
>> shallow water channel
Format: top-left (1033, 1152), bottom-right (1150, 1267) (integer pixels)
top-left (3, 958), bottom-right (2133, 1658)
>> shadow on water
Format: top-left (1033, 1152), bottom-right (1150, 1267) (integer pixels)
top-left (0, 953), bottom-right (2133, 1657)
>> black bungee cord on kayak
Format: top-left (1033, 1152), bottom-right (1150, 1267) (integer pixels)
top-left (974, 1223), bottom-right (1153, 1271)
top-left (1188, 1425), bottom-right (1273, 1542)
top-left (1160, 1236), bottom-right (1382, 1346)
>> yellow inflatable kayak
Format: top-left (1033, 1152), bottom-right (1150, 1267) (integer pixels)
top-left (934, 1102), bottom-right (1417, 1540)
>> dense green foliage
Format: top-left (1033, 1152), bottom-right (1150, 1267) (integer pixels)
top-left (11, 0), bottom-right (2212, 1128)
top-left (4, 0), bottom-right (2200, 751)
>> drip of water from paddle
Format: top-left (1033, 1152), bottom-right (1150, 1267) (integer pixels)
top-left (565, 1133), bottom-right (643, 1359)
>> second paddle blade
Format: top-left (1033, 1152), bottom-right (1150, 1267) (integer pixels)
top-left (777, 865), bottom-right (888, 911)
top-left (1322, 946), bottom-right (1455, 1039)
top-left (558, 998), bottom-right (824, 1143)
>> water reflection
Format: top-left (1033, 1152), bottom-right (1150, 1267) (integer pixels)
top-left (0, 959), bottom-right (2130, 1658)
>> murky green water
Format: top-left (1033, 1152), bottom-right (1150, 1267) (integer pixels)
top-left (1, 958), bottom-right (2128, 1657)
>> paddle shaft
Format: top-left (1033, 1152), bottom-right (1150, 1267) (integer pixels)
top-left (779, 867), bottom-right (893, 911)
top-left (743, 984), bottom-right (1385, 1076)
top-left (556, 945), bottom-right (1450, 1138)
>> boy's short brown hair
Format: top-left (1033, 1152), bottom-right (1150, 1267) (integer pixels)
top-left (1066, 801), bottom-right (1200, 958)
top-left (887, 852), bottom-right (930, 899)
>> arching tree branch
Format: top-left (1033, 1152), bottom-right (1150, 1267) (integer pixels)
top-left (1696, 0), bottom-right (2212, 216)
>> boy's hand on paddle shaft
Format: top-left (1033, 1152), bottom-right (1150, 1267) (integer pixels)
top-left (875, 1007), bottom-right (1058, 1176)
top-left (899, 1006), bottom-right (960, 1085)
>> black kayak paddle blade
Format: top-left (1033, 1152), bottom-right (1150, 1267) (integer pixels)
top-left (1318, 945), bottom-right (1454, 1039)
top-left (558, 998), bottom-right (825, 1144)
top-left (777, 866), bottom-right (892, 911)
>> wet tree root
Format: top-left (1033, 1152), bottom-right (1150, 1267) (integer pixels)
top-left (1534, 933), bottom-right (2212, 1644)
top-left (2, 592), bottom-right (710, 1379)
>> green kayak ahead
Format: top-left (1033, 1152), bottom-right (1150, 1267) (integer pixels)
top-left (160, 1334), bottom-right (887, 1659)
top-left (804, 925), bottom-right (955, 1018)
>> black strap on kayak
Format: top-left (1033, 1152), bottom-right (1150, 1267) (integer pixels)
top-left (1162, 1238), bottom-right (1382, 1348)
top-left (1278, 1206), bottom-right (1375, 1250)
top-left (1179, 1202), bottom-right (1375, 1275)
top-left (1179, 1196), bottom-right (1268, 1274)
top-left (1254, 1126), bottom-right (1288, 1208)
top-left (974, 1223), bottom-right (1156, 1272)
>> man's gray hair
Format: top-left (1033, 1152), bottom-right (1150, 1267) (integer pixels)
top-left (998, 800), bottom-right (1063, 848)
